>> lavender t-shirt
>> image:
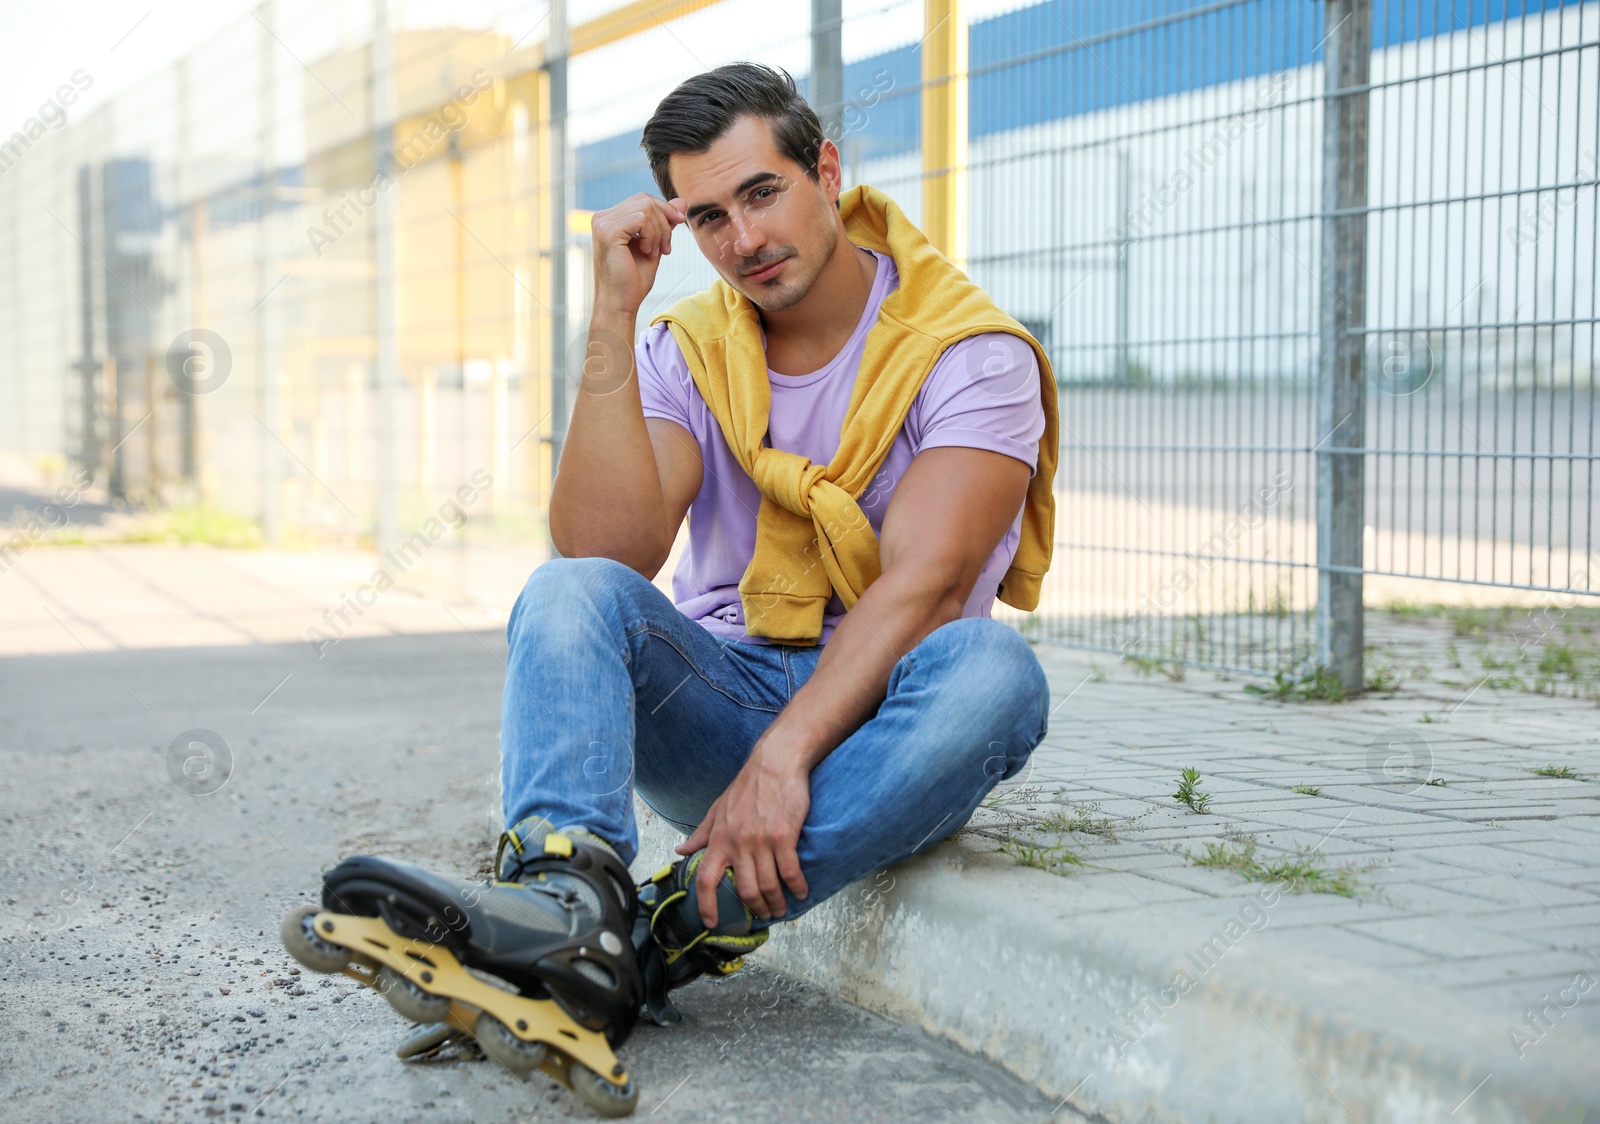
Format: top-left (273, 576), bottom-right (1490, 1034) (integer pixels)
top-left (637, 247), bottom-right (1046, 646)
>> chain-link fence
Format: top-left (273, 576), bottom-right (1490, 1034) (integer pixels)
top-left (2, 0), bottom-right (1595, 682)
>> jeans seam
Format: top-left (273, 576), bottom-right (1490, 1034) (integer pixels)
top-left (632, 623), bottom-right (783, 714)
top-left (893, 649), bottom-right (916, 689)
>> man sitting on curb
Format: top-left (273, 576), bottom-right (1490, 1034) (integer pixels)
top-left (297, 62), bottom-right (1061, 1060)
top-left (501, 59), bottom-right (1060, 1022)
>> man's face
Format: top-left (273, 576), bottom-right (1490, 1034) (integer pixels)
top-left (670, 115), bottom-right (841, 312)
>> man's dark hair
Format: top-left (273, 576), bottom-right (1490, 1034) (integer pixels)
top-left (641, 62), bottom-right (825, 200)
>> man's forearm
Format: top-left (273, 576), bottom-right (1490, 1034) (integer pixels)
top-left (548, 307), bottom-right (670, 570)
top-left (751, 566), bottom-right (966, 773)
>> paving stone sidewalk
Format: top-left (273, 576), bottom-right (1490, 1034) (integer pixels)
top-left (977, 639), bottom-right (1600, 1044)
top-left (7, 541), bottom-right (1597, 1117)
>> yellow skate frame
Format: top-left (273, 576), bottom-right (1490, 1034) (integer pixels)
top-left (310, 910), bottom-right (629, 1091)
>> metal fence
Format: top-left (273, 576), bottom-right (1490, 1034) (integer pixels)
top-left (2, 0), bottom-right (1595, 684)
top-left (960, 0), bottom-right (1600, 684)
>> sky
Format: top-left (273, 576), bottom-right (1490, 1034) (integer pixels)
top-left (0, 0), bottom-right (1028, 141)
top-left (0, 3), bottom-right (265, 130)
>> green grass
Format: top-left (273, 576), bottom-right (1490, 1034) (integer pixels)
top-left (1127, 653), bottom-right (1186, 681)
top-left (1379, 602), bottom-right (1518, 639)
top-left (44, 503), bottom-right (264, 549)
top-left (1190, 836), bottom-right (1366, 896)
top-left (1290, 784), bottom-right (1321, 796)
top-left (981, 783), bottom-right (1046, 812)
top-left (1173, 767), bottom-right (1212, 814)
top-left (1363, 657), bottom-right (1404, 694)
top-left (1381, 601), bottom-right (1600, 703)
top-left (1035, 801), bottom-right (1121, 841)
top-left (1531, 765), bottom-right (1581, 780)
top-left (1245, 665), bottom-right (1348, 702)
top-left (997, 836), bottom-right (1086, 876)
top-left (1015, 614), bottom-right (1044, 647)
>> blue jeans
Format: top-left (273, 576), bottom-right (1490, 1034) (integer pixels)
top-left (499, 557), bottom-right (1050, 925)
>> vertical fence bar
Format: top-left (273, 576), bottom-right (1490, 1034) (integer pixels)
top-left (1116, 149), bottom-right (1130, 387)
top-left (921, 0), bottom-right (966, 268)
top-left (1318, 0), bottom-right (1371, 691)
top-left (258, 0), bottom-right (282, 543)
top-left (811, 0), bottom-right (843, 144)
top-left (372, 0), bottom-right (399, 550)
top-left (546, 0), bottom-right (570, 534)
top-left (74, 166), bottom-right (99, 480)
top-left (177, 57), bottom-right (199, 492)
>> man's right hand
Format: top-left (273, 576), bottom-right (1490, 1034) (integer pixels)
top-left (592, 193), bottom-right (687, 318)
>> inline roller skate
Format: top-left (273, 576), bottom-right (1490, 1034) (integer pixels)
top-left (634, 852), bottom-right (770, 1026)
top-left (280, 820), bottom-right (643, 1117)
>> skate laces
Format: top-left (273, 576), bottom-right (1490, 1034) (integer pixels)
top-left (642, 854), bottom-right (768, 969)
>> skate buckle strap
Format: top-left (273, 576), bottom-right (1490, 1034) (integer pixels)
top-left (543, 833), bottom-right (574, 858)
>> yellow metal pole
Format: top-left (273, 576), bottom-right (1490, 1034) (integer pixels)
top-left (570, 0), bottom-right (726, 56)
top-left (920, 0), bottom-right (967, 270)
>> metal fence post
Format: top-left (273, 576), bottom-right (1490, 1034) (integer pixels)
top-left (372, 0), bottom-right (399, 552)
top-left (258, 0), bottom-right (282, 544)
top-left (811, 0), bottom-right (843, 142)
top-left (1317, 0), bottom-right (1370, 691)
top-left (546, 0), bottom-right (570, 557)
top-left (1116, 149), bottom-right (1130, 385)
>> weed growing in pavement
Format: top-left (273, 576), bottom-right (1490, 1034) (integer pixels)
top-left (1532, 765), bottom-right (1582, 780)
top-left (1173, 767), bottom-right (1212, 814)
top-left (1290, 785), bottom-right (1321, 796)
top-left (1127, 651), bottom-right (1186, 681)
top-left (974, 793), bottom-right (1146, 878)
top-left (40, 503), bottom-right (265, 548)
top-left (1245, 664), bottom-right (1348, 702)
top-left (1035, 801), bottom-right (1122, 841)
top-left (997, 836), bottom-right (1086, 876)
top-left (1190, 835), bottom-right (1368, 897)
top-left (1379, 601), bottom-right (1600, 702)
top-left (981, 783), bottom-right (1047, 812)
top-left (1362, 654), bottom-right (1406, 694)
top-left (1015, 614), bottom-right (1043, 647)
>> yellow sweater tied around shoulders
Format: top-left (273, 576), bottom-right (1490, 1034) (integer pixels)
top-left (651, 183), bottom-right (1058, 646)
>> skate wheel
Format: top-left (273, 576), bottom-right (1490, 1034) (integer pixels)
top-left (569, 1061), bottom-right (638, 1118)
top-left (395, 1023), bottom-right (459, 1061)
top-left (280, 905), bottom-right (350, 974)
top-left (473, 1010), bottom-right (548, 1077)
top-left (377, 966), bottom-right (450, 1024)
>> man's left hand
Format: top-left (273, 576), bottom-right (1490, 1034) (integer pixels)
top-left (676, 745), bottom-right (811, 927)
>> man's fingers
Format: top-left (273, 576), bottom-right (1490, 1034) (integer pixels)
top-left (777, 844), bottom-right (809, 903)
top-left (695, 849), bottom-right (723, 930)
top-left (677, 821), bottom-right (708, 856)
top-left (754, 849), bottom-right (787, 919)
top-left (652, 194), bottom-right (687, 226)
top-left (639, 212), bottom-right (672, 257)
top-left (732, 854), bottom-right (766, 921)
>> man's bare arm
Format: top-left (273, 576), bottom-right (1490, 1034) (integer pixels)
top-left (677, 445), bottom-right (1033, 923)
top-left (549, 192), bottom-right (702, 574)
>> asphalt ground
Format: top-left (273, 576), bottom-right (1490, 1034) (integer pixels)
top-left (0, 629), bottom-right (1070, 1123)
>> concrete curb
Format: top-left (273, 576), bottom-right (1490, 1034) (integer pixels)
top-left (633, 804), bottom-right (1599, 1124)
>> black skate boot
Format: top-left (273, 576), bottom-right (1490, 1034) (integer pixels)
top-left (634, 852), bottom-right (771, 1026)
top-left (280, 820), bottom-right (643, 1118)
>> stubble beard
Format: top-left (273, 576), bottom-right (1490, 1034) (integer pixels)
top-left (739, 215), bottom-right (840, 313)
